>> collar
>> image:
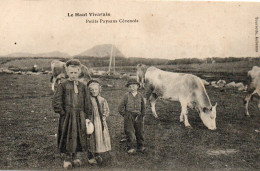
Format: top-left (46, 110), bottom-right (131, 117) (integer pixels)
top-left (130, 92), bottom-right (138, 97)
top-left (68, 78), bottom-right (79, 85)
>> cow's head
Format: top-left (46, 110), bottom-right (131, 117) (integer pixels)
top-left (200, 103), bottom-right (217, 130)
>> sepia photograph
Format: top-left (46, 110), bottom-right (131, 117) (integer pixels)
top-left (0, 1), bottom-right (260, 170)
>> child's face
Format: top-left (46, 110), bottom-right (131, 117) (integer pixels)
top-left (89, 83), bottom-right (101, 96)
top-left (128, 84), bottom-right (139, 93)
top-left (67, 66), bottom-right (81, 81)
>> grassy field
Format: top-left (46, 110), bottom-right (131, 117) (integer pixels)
top-left (0, 63), bottom-right (259, 170)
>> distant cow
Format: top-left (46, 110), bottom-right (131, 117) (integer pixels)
top-left (136, 64), bottom-right (147, 88)
top-left (50, 60), bottom-right (92, 91)
top-left (145, 66), bottom-right (217, 130)
top-left (244, 66), bottom-right (260, 116)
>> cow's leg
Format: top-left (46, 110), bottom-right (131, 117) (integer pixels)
top-left (144, 83), bottom-right (154, 102)
top-left (180, 101), bottom-right (191, 128)
top-left (150, 94), bottom-right (158, 119)
top-left (136, 75), bottom-right (140, 83)
top-left (141, 77), bottom-right (145, 89)
top-left (51, 77), bottom-right (56, 92)
top-left (179, 110), bottom-right (184, 123)
top-left (244, 91), bottom-right (256, 116)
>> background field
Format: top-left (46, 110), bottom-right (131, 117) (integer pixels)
top-left (0, 57), bottom-right (259, 170)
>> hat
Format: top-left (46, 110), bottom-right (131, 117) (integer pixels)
top-left (125, 79), bottom-right (140, 87)
top-left (85, 119), bottom-right (94, 135)
top-left (66, 59), bottom-right (81, 67)
top-left (87, 79), bottom-right (101, 87)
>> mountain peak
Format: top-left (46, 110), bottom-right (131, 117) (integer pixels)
top-left (76, 44), bottom-right (125, 58)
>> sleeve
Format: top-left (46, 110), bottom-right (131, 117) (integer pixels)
top-left (102, 98), bottom-right (110, 119)
top-left (118, 94), bottom-right (128, 116)
top-left (84, 87), bottom-right (93, 120)
top-left (141, 94), bottom-right (146, 116)
top-left (52, 83), bottom-right (65, 116)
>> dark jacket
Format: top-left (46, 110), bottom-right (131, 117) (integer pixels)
top-left (118, 92), bottom-right (146, 116)
top-left (52, 80), bottom-right (92, 153)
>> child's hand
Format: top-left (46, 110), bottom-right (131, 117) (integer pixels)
top-left (135, 115), bottom-right (140, 121)
top-left (135, 115), bottom-right (145, 121)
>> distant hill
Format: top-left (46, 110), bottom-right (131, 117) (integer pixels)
top-left (6, 51), bottom-right (71, 58)
top-left (76, 44), bottom-right (125, 58)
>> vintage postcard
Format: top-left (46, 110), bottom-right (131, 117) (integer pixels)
top-left (0, 1), bottom-right (260, 170)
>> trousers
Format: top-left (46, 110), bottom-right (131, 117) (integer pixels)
top-left (124, 111), bottom-right (144, 149)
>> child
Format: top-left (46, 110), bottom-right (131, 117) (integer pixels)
top-left (118, 79), bottom-right (146, 154)
top-left (52, 59), bottom-right (89, 169)
top-left (87, 80), bottom-right (111, 164)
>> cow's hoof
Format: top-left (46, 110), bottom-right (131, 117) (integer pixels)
top-left (245, 114), bottom-right (251, 117)
top-left (185, 125), bottom-right (192, 129)
top-left (153, 116), bottom-right (159, 119)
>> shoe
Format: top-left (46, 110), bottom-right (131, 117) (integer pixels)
top-left (127, 148), bottom-right (136, 154)
top-left (88, 158), bottom-right (97, 165)
top-left (63, 161), bottom-right (72, 169)
top-left (73, 159), bottom-right (82, 167)
top-left (95, 155), bottom-right (103, 164)
top-left (137, 147), bottom-right (146, 153)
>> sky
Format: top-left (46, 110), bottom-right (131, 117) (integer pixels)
top-left (0, 0), bottom-right (260, 59)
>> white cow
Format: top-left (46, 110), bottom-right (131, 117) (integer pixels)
top-left (50, 60), bottom-right (92, 91)
top-left (244, 66), bottom-right (260, 116)
top-left (50, 60), bottom-right (67, 91)
top-left (145, 66), bottom-right (217, 130)
top-left (136, 64), bottom-right (147, 88)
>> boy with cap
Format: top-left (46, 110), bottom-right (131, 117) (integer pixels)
top-left (52, 59), bottom-right (89, 169)
top-left (118, 79), bottom-right (146, 154)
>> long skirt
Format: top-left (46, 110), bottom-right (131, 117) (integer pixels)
top-left (88, 109), bottom-right (111, 153)
top-left (58, 109), bottom-right (88, 153)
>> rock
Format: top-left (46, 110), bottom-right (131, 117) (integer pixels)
top-left (226, 81), bottom-right (236, 88)
top-left (216, 80), bottom-right (226, 87)
top-left (236, 82), bottom-right (246, 91)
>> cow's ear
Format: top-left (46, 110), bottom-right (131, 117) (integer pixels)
top-left (203, 107), bottom-right (208, 113)
top-left (203, 107), bottom-right (212, 113)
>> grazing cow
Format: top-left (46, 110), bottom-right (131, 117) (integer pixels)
top-left (136, 64), bottom-right (147, 88)
top-left (145, 66), bottom-right (217, 130)
top-left (50, 60), bottom-right (92, 91)
top-left (244, 66), bottom-right (260, 116)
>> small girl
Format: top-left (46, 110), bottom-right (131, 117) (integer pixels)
top-left (86, 80), bottom-right (111, 164)
top-left (52, 59), bottom-right (89, 169)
